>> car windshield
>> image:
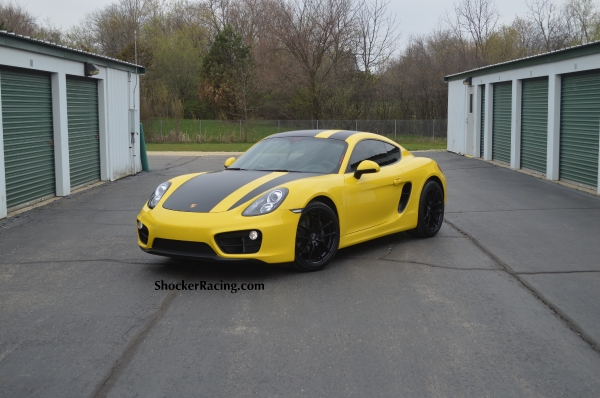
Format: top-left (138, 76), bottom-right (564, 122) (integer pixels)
top-left (230, 137), bottom-right (347, 174)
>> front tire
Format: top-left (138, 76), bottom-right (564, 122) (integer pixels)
top-left (411, 180), bottom-right (444, 238)
top-left (293, 202), bottom-right (339, 272)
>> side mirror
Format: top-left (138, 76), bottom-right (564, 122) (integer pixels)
top-left (224, 157), bottom-right (236, 168)
top-left (354, 160), bottom-right (380, 179)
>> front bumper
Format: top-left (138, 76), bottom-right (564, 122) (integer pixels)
top-left (136, 204), bottom-right (300, 264)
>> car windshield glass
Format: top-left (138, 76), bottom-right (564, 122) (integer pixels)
top-left (231, 137), bottom-right (347, 174)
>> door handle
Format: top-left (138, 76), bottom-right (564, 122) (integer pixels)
top-left (393, 177), bottom-right (402, 186)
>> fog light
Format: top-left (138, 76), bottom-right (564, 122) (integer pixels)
top-left (249, 230), bottom-right (258, 240)
top-left (137, 220), bottom-right (143, 229)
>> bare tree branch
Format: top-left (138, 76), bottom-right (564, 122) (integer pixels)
top-left (444, 0), bottom-right (500, 65)
top-left (355, 0), bottom-right (401, 74)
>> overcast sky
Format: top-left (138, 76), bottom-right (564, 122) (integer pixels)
top-left (21, 0), bottom-right (532, 51)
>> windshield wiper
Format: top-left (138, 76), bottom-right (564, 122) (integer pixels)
top-left (258, 169), bottom-right (295, 172)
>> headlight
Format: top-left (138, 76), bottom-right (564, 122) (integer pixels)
top-left (148, 182), bottom-right (172, 209)
top-left (242, 188), bottom-right (289, 216)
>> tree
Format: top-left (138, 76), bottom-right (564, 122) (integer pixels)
top-left (526, 0), bottom-right (570, 52)
top-left (205, 0), bottom-right (272, 47)
top-left (0, 1), bottom-right (37, 36)
top-left (509, 16), bottom-right (538, 57)
top-left (199, 25), bottom-right (256, 125)
top-left (34, 20), bottom-right (65, 44)
top-left (486, 25), bottom-right (525, 64)
top-left (445, 0), bottom-right (500, 65)
top-left (71, 0), bottom-right (157, 59)
top-left (269, 0), bottom-right (355, 120)
top-left (355, 0), bottom-right (400, 74)
top-left (140, 1), bottom-right (210, 120)
top-left (565, 0), bottom-right (600, 43)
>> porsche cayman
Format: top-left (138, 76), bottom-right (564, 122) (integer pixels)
top-left (136, 130), bottom-right (446, 271)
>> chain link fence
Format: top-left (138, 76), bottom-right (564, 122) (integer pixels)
top-left (142, 119), bottom-right (447, 143)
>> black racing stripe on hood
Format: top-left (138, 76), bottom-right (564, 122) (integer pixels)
top-left (228, 172), bottom-right (321, 211)
top-left (269, 130), bottom-right (324, 138)
top-left (163, 170), bottom-right (271, 213)
top-left (328, 130), bottom-right (359, 140)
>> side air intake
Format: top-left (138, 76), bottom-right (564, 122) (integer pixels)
top-left (398, 183), bottom-right (412, 213)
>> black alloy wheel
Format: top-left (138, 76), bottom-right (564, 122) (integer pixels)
top-left (293, 202), bottom-right (339, 271)
top-left (411, 180), bottom-right (444, 238)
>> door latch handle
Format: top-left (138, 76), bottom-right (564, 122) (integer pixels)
top-left (393, 177), bottom-right (402, 185)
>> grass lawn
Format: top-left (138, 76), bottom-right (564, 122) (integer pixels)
top-left (146, 143), bottom-right (254, 152)
top-left (401, 141), bottom-right (447, 151)
top-left (143, 119), bottom-right (299, 143)
top-left (142, 119), bottom-right (448, 146)
top-left (146, 137), bottom-right (446, 153)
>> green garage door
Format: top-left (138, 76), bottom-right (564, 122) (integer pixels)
top-left (521, 77), bottom-right (548, 173)
top-left (560, 70), bottom-right (600, 188)
top-left (66, 76), bottom-right (100, 187)
top-left (480, 86), bottom-right (485, 157)
top-left (493, 82), bottom-right (512, 163)
top-left (1, 68), bottom-right (55, 208)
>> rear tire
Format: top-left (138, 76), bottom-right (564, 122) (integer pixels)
top-left (292, 202), bottom-right (339, 272)
top-left (411, 180), bottom-right (444, 238)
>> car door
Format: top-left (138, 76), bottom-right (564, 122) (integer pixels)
top-left (344, 140), bottom-right (403, 234)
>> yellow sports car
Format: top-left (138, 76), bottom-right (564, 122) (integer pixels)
top-left (137, 130), bottom-right (446, 271)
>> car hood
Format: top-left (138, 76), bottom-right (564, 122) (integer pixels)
top-left (162, 169), bottom-right (321, 213)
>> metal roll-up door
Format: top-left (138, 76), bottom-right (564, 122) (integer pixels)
top-left (480, 86), bottom-right (485, 157)
top-left (521, 77), bottom-right (548, 173)
top-left (0, 68), bottom-right (55, 208)
top-left (67, 76), bottom-right (100, 187)
top-left (560, 70), bottom-right (600, 188)
top-left (492, 81), bottom-right (512, 163)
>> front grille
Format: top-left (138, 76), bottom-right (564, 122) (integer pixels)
top-left (215, 230), bottom-right (262, 254)
top-left (138, 223), bottom-right (149, 245)
top-left (152, 238), bottom-right (216, 255)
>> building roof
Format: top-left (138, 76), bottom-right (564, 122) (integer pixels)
top-left (444, 40), bottom-right (600, 82)
top-left (0, 30), bottom-right (145, 74)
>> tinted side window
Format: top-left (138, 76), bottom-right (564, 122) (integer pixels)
top-left (347, 140), bottom-right (388, 172)
top-left (381, 143), bottom-right (401, 166)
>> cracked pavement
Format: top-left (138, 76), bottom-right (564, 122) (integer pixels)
top-left (1, 152), bottom-right (600, 397)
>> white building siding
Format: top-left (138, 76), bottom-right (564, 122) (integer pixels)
top-left (106, 69), bottom-right (141, 181)
top-left (447, 80), bottom-right (467, 154)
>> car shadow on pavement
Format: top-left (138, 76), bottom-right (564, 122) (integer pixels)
top-left (142, 230), bottom-right (418, 280)
top-left (144, 257), bottom-right (294, 282)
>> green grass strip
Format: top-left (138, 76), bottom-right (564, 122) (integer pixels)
top-left (146, 138), bottom-right (446, 153)
top-left (146, 143), bottom-right (255, 152)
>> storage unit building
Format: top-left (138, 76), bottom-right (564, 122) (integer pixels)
top-left (445, 41), bottom-right (600, 194)
top-left (0, 31), bottom-right (145, 218)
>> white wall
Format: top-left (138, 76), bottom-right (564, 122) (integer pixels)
top-left (0, 45), bottom-right (141, 218)
top-left (105, 68), bottom-right (141, 181)
top-left (447, 79), bottom-right (467, 154)
top-left (447, 51), bottom-right (600, 192)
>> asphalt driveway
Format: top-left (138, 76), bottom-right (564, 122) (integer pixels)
top-left (0, 152), bottom-right (599, 397)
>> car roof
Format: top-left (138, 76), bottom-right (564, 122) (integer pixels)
top-left (267, 130), bottom-right (394, 143)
